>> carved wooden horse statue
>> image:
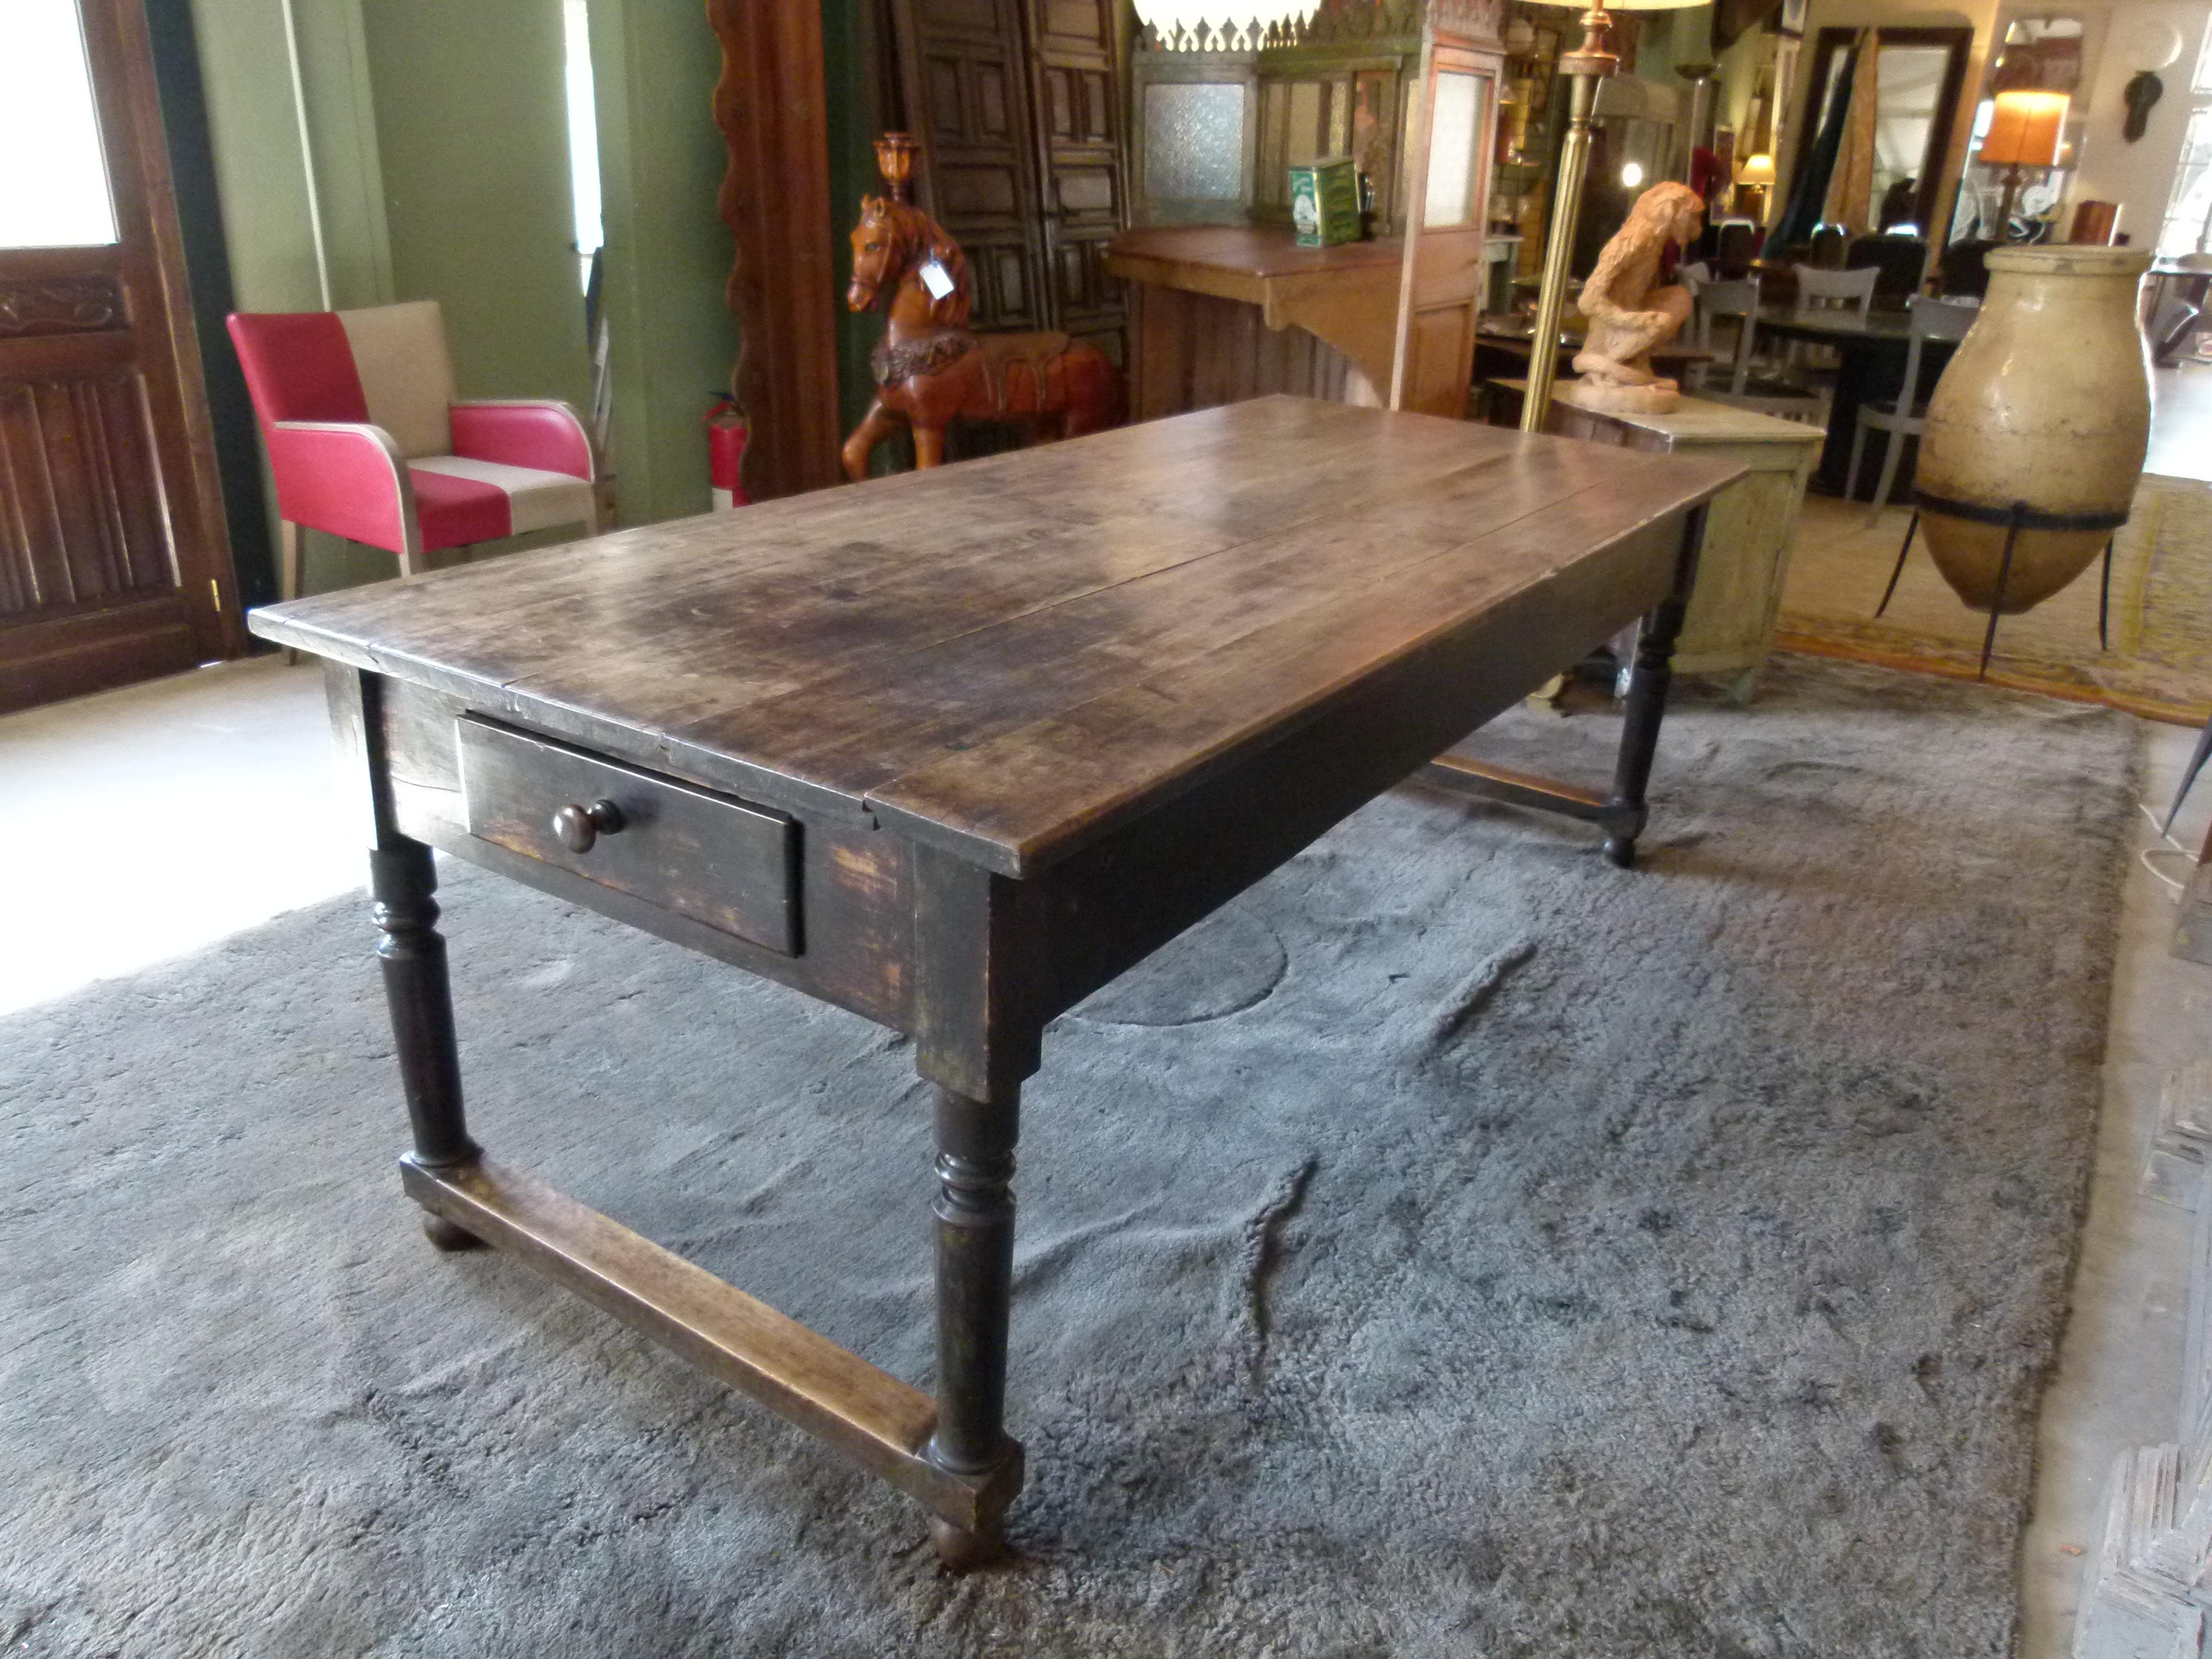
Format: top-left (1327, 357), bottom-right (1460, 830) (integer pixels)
top-left (841, 195), bottom-right (1125, 479)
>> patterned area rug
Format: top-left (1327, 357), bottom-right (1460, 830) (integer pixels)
top-left (0, 659), bottom-right (2137, 1656)
top-left (1776, 477), bottom-right (2212, 726)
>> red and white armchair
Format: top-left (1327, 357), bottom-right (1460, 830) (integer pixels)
top-left (228, 299), bottom-right (598, 601)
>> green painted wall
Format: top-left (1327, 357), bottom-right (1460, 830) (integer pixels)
top-left (188, 0), bottom-right (395, 592)
top-left (187, 0), bottom-right (391, 313)
top-left (360, 0), bottom-right (590, 408)
top-left (188, 0), bottom-right (737, 595)
top-left (587, 0), bottom-right (740, 526)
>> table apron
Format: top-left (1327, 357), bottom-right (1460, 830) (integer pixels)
top-left (1024, 511), bottom-right (1685, 1022)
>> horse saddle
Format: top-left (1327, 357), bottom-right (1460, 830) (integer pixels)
top-left (871, 329), bottom-right (973, 387)
top-left (871, 327), bottom-right (1076, 418)
top-left (974, 330), bottom-right (1074, 414)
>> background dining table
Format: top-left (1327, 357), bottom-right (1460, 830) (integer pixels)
top-left (1753, 305), bottom-right (1961, 500)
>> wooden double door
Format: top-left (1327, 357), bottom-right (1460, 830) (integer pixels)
top-left (887, 0), bottom-right (1129, 366)
top-left (1, 0), bottom-right (236, 713)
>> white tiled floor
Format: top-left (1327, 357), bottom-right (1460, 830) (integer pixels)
top-left (0, 656), bottom-right (357, 1017)
top-left (2019, 720), bottom-right (2212, 1655)
top-left (3, 655), bottom-right (2208, 1650)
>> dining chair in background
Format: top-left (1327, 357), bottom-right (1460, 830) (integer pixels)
top-left (1692, 280), bottom-right (1826, 424)
top-left (1771, 263), bottom-right (1882, 395)
top-left (1794, 264), bottom-right (1880, 313)
top-left (1846, 295), bottom-right (1979, 524)
top-left (1846, 235), bottom-right (1931, 309)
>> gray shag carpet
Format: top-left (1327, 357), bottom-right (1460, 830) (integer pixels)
top-left (1, 657), bottom-right (2138, 1658)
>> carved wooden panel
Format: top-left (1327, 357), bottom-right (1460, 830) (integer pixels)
top-left (970, 239), bottom-right (1038, 326)
top-left (0, 276), bottom-right (127, 339)
top-left (1428, 0), bottom-right (1506, 45)
top-left (0, 370), bottom-right (173, 619)
top-left (0, 0), bottom-right (238, 713)
top-left (940, 163), bottom-right (1024, 219)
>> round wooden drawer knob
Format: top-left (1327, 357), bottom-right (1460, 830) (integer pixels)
top-left (552, 798), bottom-right (626, 853)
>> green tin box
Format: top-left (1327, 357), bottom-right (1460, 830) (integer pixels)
top-left (1289, 156), bottom-right (1363, 247)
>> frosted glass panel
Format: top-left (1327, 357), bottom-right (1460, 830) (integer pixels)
top-left (1422, 72), bottom-right (1483, 228)
top-left (0, 0), bottom-right (117, 248)
top-left (1145, 81), bottom-right (1247, 201)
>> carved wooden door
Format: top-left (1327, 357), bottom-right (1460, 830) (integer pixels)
top-left (1023, 0), bottom-right (1128, 365)
top-left (887, 0), bottom-right (1128, 364)
top-left (1390, 14), bottom-right (1505, 418)
top-left (0, 0), bottom-right (236, 713)
top-left (890, 0), bottom-right (1053, 332)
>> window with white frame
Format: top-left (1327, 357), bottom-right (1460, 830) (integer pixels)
top-left (2156, 23), bottom-right (2212, 257)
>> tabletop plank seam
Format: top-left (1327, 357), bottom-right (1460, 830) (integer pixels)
top-left (858, 470), bottom-right (1738, 871)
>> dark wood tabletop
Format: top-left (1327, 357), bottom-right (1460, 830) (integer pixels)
top-left (253, 396), bottom-right (1741, 879)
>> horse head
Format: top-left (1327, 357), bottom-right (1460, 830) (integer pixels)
top-left (847, 197), bottom-right (972, 329)
top-left (848, 196), bottom-right (904, 313)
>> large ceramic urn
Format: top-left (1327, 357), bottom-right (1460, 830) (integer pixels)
top-left (1916, 244), bottom-right (2153, 612)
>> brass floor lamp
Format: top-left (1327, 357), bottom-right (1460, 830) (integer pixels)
top-left (1519, 0), bottom-right (1707, 434)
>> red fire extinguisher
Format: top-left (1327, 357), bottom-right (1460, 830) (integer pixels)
top-left (706, 395), bottom-right (749, 510)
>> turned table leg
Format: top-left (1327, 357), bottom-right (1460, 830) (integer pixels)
top-left (1603, 504), bottom-right (1704, 870)
top-left (371, 837), bottom-right (484, 1250)
top-left (926, 1081), bottom-right (1020, 1569)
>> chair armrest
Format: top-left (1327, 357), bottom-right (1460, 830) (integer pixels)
top-left (450, 399), bottom-right (594, 481)
top-left (266, 421), bottom-right (418, 557)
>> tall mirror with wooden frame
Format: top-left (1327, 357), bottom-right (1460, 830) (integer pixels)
top-left (1392, 10), bottom-right (1507, 416)
top-left (1785, 26), bottom-right (1972, 243)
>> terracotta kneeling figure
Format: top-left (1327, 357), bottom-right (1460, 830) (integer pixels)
top-left (1564, 181), bottom-right (1706, 416)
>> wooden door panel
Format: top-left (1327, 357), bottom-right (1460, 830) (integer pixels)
top-left (1023, 0), bottom-right (1127, 359)
top-left (925, 57), bottom-right (968, 136)
top-left (1403, 305), bottom-right (1476, 417)
top-left (0, 369), bottom-right (173, 609)
top-left (0, 0), bottom-right (237, 711)
top-left (888, 0), bottom-right (1126, 356)
top-left (894, 0), bottom-right (1052, 335)
top-left (1037, 0), bottom-right (1110, 50)
top-left (1389, 34), bottom-right (1502, 416)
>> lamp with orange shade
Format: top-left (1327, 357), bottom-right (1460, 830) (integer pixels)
top-left (1735, 152), bottom-right (1776, 220)
top-left (1979, 90), bottom-right (2069, 238)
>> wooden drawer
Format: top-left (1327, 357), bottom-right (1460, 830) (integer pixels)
top-left (457, 717), bottom-right (799, 955)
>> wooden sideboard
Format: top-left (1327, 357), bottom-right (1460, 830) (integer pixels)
top-left (1484, 378), bottom-right (1821, 701)
top-left (1108, 225), bottom-right (1522, 421)
top-left (1106, 226), bottom-right (1400, 417)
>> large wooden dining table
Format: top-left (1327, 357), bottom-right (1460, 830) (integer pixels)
top-left (247, 397), bottom-right (1739, 1568)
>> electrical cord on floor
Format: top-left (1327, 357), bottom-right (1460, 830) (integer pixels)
top-left (2137, 801), bottom-right (2195, 896)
